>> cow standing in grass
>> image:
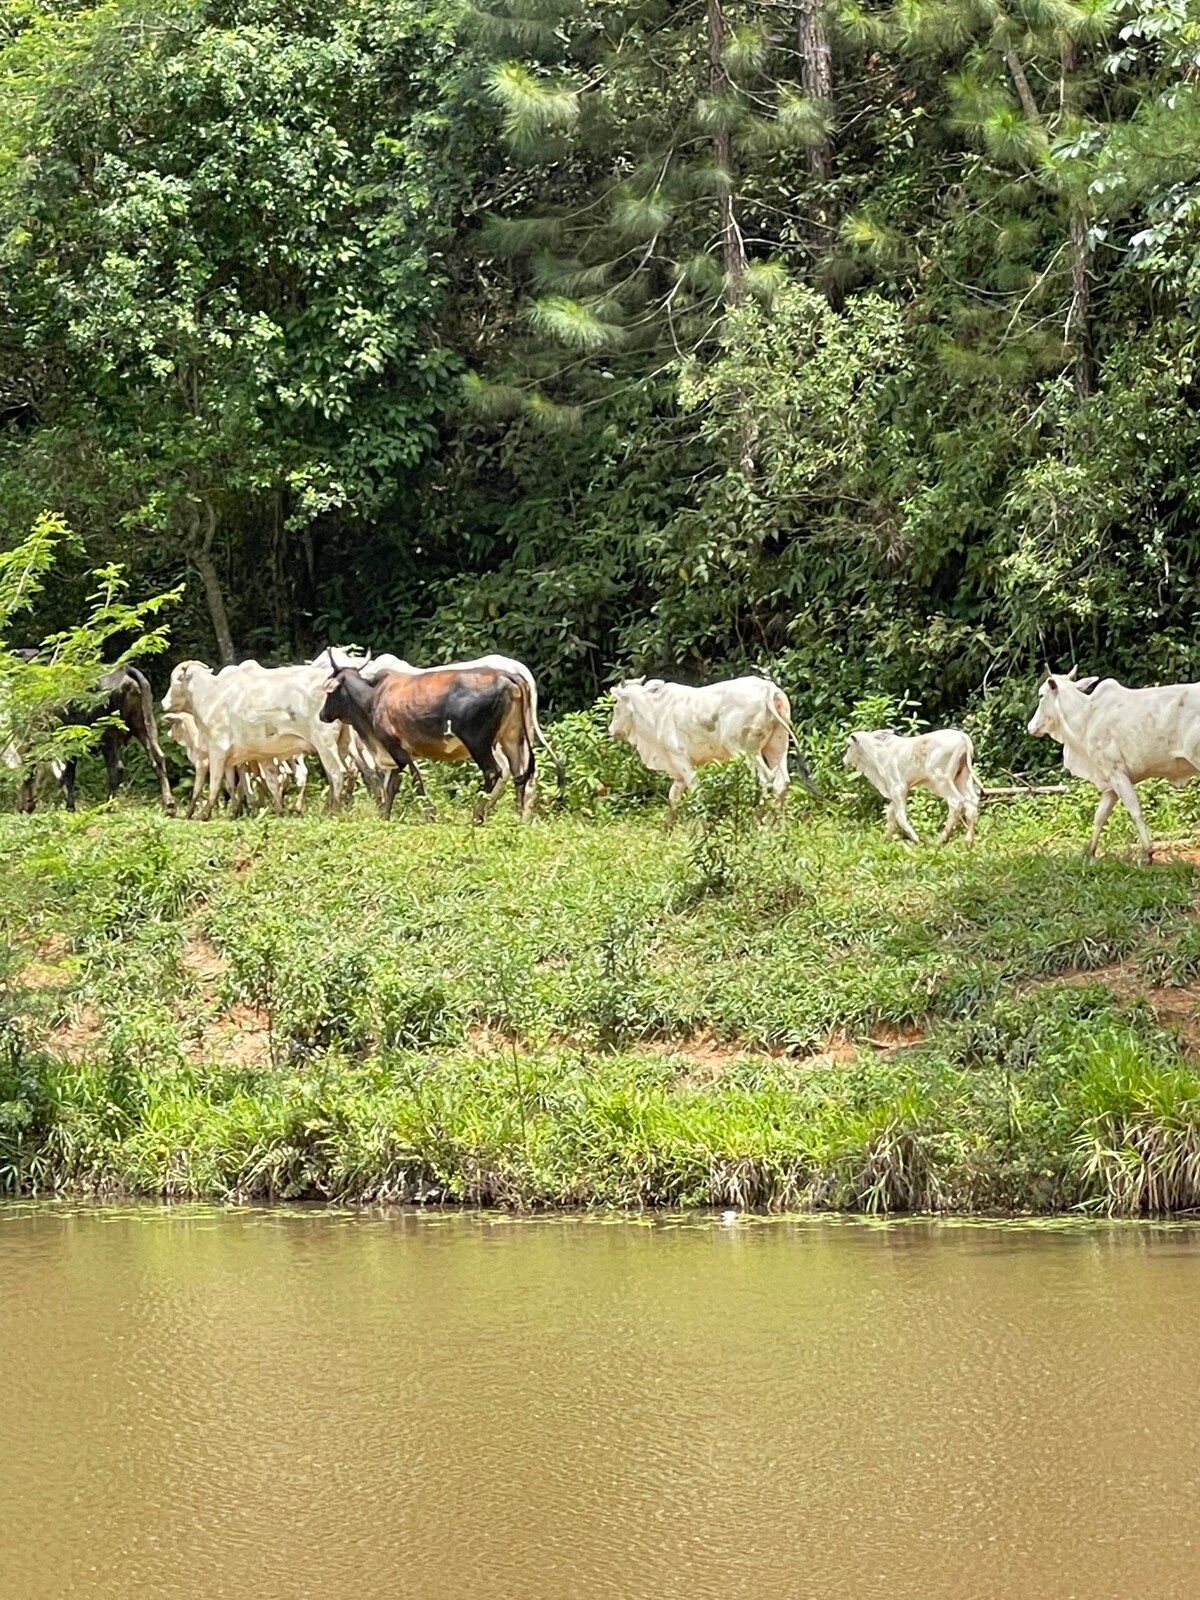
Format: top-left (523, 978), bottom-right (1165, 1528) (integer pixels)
top-left (3, 657), bottom-right (175, 813)
top-left (843, 728), bottom-right (979, 845)
top-left (318, 661), bottom-right (537, 822)
top-left (163, 660), bottom-right (348, 820)
top-left (1028, 667), bottom-right (1200, 863)
top-left (311, 647), bottom-right (565, 811)
top-left (607, 675), bottom-right (819, 828)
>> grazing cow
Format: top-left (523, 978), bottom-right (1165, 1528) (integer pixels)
top-left (163, 660), bottom-right (347, 820)
top-left (318, 661), bottom-right (536, 821)
top-left (607, 675), bottom-right (819, 828)
top-left (1028, 667), bottom-right (1200, 862)
top-left (311, 647), bottom-right (565, 809)
top-left (3, 657), bottom-right (175, 813)
top-left (844, 728), bottom-right (979, 845)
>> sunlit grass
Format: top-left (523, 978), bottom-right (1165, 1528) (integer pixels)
top-left (4, 774), bottom-right (1200, 1213)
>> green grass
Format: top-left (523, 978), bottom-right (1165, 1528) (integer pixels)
top-left (6, 772), bottom-right (1200, 1213)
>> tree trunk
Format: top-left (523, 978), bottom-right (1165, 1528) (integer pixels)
top-left (189, 500), bottom-right (236, 664)
top-left (1003, 44), bottom-right (1039, 119)
top-left (706, 0), bottom-right (746, 307)
top-left (1068, 204), bottom-right (1093, 398)
top-left (798, 0), bottom-right (833, 183)
top-left (797, 0), bottom-right (840, 307)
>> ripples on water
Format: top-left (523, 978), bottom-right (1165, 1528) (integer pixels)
top-left (1, 1206), bottom-right (1198, 1600)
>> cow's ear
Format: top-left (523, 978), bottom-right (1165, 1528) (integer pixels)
top-left (1076, 675), bottom-right (1100, 693)
top-left (1047, 678), bottom-right (1058, 693)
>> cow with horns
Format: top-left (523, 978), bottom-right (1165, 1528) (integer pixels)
top-left (317, 653), bottom-right (538, 821)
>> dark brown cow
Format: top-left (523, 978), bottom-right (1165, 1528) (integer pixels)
top-left (9, 659), bottom-right (175, 813)
top-left (318, 662), bottom-right (537, 821)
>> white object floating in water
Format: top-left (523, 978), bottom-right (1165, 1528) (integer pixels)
top-left (721, 1210), bottom-right (739, 1225)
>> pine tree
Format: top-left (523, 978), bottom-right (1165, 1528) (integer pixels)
top-left (467, 0), bottom-right (847, 427)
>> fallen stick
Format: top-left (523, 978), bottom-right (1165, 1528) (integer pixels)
top-left (981, 784), bottom-right (1069, 798)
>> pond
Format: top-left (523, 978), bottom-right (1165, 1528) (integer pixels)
top-left (2, 1206), bottom-right (1198, 1598)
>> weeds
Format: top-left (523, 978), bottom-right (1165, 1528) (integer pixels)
top-left (4, 790), bottom-right (1200, 1211)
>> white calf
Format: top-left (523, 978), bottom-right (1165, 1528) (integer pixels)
top-left (844, 728), bottom-right (979, 845)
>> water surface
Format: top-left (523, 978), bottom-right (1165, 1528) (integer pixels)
top-left (2, 1207), bottom-right (1198, 1599)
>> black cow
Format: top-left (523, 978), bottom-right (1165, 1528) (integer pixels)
top-left (7, 655), bottom-right (175, 813)
top-left (319, 662), bottom-right (536, 821)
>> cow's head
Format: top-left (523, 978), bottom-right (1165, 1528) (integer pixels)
top-left (843, 729), bottom-right (889, 772)
top-left (1028, 667), bottom-right (1102, 740)
top-left (319, 664), bottom-right (365, 724)
top-left (161, 660), bottom-right (211, 715)
top-left (607, 679), bottom-right (642, 742)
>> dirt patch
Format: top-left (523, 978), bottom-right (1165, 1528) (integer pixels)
top-left (649, 1030), bottom-right (863, 1087)
top-left (194, 1002), bottom-right (274, 1070)
top-left (181, 934), bottom-right (227, 986)
top-left (46, 1003), bottom-right (103, 1059)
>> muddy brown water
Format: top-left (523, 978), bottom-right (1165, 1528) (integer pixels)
top-left (2, 1207), bottom-right (1199, 1600)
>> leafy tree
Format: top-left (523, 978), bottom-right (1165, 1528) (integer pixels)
top-left (0, 0), bottom-right (469, 659)
top-left (0, 511), bottom-right (178, 776)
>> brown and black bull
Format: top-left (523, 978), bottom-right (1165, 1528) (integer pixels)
top-left (318, 661), bottom-right (537, 821)
top-left (7, 658), bottom-right (175, 813)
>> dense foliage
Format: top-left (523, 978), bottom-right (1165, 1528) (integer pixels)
top-left (2, 0), bottom-right (1200, 756)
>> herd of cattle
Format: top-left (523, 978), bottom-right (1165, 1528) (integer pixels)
top-left (3, 649), bottom-right (1199, 861)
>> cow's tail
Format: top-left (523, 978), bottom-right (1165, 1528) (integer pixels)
top-left (956, 733), bottom-right (980, 803)
top-left (766, 686), bottom-right (823, 799)
top-left (509, 673), bottom-right (538, 791)
top-left (529, 699), bottom-right (566, 802)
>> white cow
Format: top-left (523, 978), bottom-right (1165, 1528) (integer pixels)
top-left (310, 648), bottom-right (564, 808)
top-left (163, 709), bottom-right (307, 819)
top-left (1028, 667), bottom-right (1200, 862)
top-left (162, 660), bottom-right (347, 820)
top-left (844, 728), bottom-right (979, 845)
top-left (608, 675), bottom-right (819, 827)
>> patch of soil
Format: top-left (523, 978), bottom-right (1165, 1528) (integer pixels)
top-left (181, 934), bottom-right (227, 985)
top-left (650, 1030), bottom-right (863, 1087)
top-left (195, 1002), bottom-right (274, 1070)
top-left (46, 1003), bottom-right (102, 1059)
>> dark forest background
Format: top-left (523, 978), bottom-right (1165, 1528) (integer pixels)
top-left (2, 0), bottom-right (1198, 756)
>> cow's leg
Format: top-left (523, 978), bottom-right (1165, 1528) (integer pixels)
top-left (17, 769), bottom-right (36, 813)
top-left (374, 739), bottom-right (428, 821)
top-left (890, 787), bottom-right (921, 844)
top-left (496, 730), bottom-right (535, 820)
top-left (474, 757), bottom-right (507, 824)
top-left (124, 687), bottom-right (176, 813)
top-left (1085, 788), bottom-right (1118, 858)
top-left (1111, 772), bottom-right (1154, 863)
top-left (101, 727), bottom-right (126, 800)
top-left (293, 758), bottom-right (307, 815)
top-left (961, 777), bottom-right (980, 846)
top-left (664, 767), bottom-right (694, 831)
top-left (378, 768), bottom-right (402, 821)
top-left (936, 785), bottom-right (962, 845)
top-left (56, 758), bottom-right (79, 812)
top-left (260, 763), bottom-right (286, 817)
top-left (200, 749), bottom-right (231, 821)
top-left (186, 757), bottom-right (207, 821)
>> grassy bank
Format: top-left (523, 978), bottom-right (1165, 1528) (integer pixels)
top-left (6, 779), bottom-right (1200, 1213)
